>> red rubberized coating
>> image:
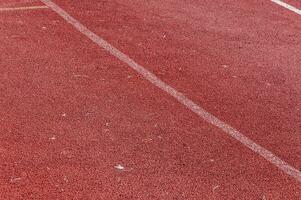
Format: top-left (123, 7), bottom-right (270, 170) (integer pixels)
top-left (0, 0), bottom-right (300, 199)
top-left (51, 0), bottom-right (301, 171)
top-left (57, 0), bottom-right (301, 165)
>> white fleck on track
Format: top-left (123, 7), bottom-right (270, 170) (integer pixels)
top-left (0, 5), bottom-right (48, 11)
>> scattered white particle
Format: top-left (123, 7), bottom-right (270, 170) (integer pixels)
top-left (63, 176), bottom-right (69, 183)
top-left (210, 159), bottom-right (214, 162)
top-left (103, 128), bottom-right (110, 133)
top-left (212, 185), bottom-right (220, 191)
top-left (105, 122), bottom-right (110, 127)
top-left (163, 34), bottom-right (166, 38)
top-left (62, 113), bottom-right (66, 117)
top-left (143, 138), bottom-right (153, 142)
top-left (232, 75), bottom-right (238, 78)
top-left (73, 74), bottom-right (89, 78)
top-left (222, 65), bottom-right (229, 68)
top-left (115, 164), bottom-right (125, 170)
top-left (50, 136), bottom-right (56, 140)
top-left (10, 177), bottom-right (21, 183)
top-left (42, 26), bottom-right (47, 30)
top-left (127, 75), bottom-right (133, 79)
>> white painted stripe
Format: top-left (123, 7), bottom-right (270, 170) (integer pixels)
top-left (40, 0), bottom-right (301, 183)
top-left (271, 0), bottom-right (301, 15)
top-left (0, 6), bottom-right (48, 11)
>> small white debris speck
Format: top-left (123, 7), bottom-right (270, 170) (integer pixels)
top-left (50, 136), bottom-right (56, 140)
top-left (63, 176), bottom-right (69, 183)
top-left (62, 113), bottom-right (66, 117)
top-left (10, 177), bottom-right (21, 183)
top-left (115, 164), bottom-right (125, 170)
top-left (222, 65), bottom-right (229, 68)
top-left (212, 185), bottom-right (220, 191)
top-left (73, 74), bottom-right (89, 78)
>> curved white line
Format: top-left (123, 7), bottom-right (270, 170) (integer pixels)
top-left (271, 0), bottom-right (301, 15)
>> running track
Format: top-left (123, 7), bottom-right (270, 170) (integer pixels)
top-left (0, 0), bottom-right (300, 199)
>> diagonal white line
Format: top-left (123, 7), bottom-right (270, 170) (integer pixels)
top-left (0, 6), bottom-right (48, 12)
top-left (40, 0), bottom-right (301, 183)
top-left (271, 0), bottom-right (301, 16)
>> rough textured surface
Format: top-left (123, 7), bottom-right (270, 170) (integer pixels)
top-left (0, 0), bottom-right (300, 199)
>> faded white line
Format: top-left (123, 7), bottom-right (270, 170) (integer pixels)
top-left (0, 5), bottom-right (48, 12)
top-left (40, 0), bottom-right (301, 183)
top-left (271, 0), bottom-right (301, 15)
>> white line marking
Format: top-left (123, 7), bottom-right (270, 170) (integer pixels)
top-left (40, 0), bottom-right (301, 183)
top-left (271, 0), bottom-right (301, 15)
top-left (0, 5), bottom-right (48, 12)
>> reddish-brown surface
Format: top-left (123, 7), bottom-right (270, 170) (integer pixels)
top-left (0, 0), bottom-right (300, 199)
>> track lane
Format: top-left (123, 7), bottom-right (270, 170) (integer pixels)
top-left (40, 0), bottom-right (301, 183)
top-left (48, 0), bottom-right (301, 171)
top-left (0, 0), bottom-right (300, 199)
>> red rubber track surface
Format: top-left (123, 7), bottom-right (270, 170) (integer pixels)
top-left (0, 0), bottom-right (300, 199)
